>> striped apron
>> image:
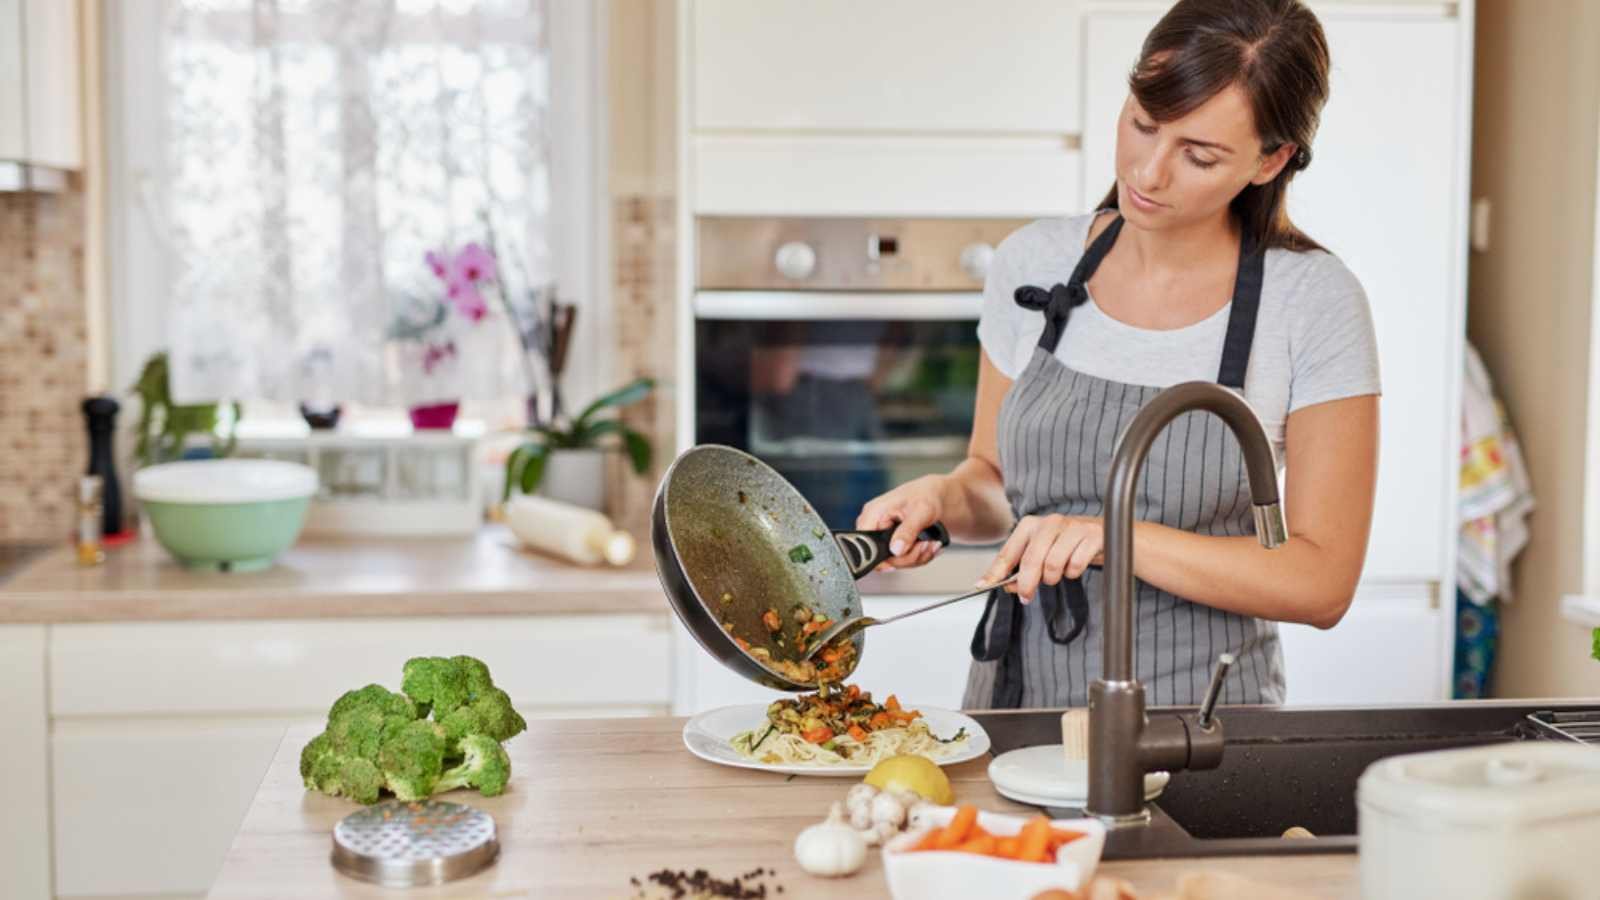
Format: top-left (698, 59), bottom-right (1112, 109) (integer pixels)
top-left (963, 215), bottom-right (1287, 710)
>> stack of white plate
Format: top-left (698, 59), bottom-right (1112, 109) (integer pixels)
top-left (987, 744), bottom-right (1169, 808)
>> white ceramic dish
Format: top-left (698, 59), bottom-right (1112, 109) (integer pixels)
top-left (882, 806), bottom-right (1107, 899)
top-left (681, 702), bottom-right (989, 776)
top-left (988, 744), bottom-right (1169, 807)
top-left (132, 458), bottom-right (318, 504)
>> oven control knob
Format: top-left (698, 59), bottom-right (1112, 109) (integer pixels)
top-left (774, 241), bottom-right (818, 281)
top-left (959, 242), bottom-right (996, 282)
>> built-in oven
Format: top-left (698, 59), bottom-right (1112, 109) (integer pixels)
top-left (692, 217), bottom-right (1029, 530)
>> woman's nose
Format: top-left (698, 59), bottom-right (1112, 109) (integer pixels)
top-left (1135, 145), bottom-right (1173, 193)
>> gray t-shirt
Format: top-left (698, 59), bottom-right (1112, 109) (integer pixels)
top-left (977, 213), bottom-right (1381, 457)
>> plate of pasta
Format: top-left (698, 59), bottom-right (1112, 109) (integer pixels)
top-left (682, 684), bottom-right (990, 776)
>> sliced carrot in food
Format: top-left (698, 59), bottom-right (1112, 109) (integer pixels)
top-left (885, 694), bottom-right (902, 711)
top-left (847, 725), bottom-right (869, 742)
top-left (801, 726), bottom-right (833, 744)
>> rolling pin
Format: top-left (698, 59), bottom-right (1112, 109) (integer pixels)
top-left (505, 494), bottom-right (636, 566)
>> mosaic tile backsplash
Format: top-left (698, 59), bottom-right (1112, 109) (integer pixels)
top-left (0, 186), bottom-right (89, 541)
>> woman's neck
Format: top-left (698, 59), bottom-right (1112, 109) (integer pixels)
top-left (1119, 209), bottom-right (1240, 278)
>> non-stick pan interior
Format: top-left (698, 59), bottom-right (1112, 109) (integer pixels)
top-left (661, 445), bottom-right (864, 683)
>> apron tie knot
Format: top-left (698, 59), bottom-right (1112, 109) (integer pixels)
top-left (1014, 282), bottom-right (1087, 352)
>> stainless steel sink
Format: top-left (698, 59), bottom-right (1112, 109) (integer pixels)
top-left (974, 700), bottom-right (1595, 859)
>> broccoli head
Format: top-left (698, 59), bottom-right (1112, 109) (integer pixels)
top-left (401, 657), bottom-right (471, 718)
top-left (436, 734), bottom-right (512, 797)
top-left (328, 706), bottom-right (413, 762)
top-left (452, 655), bottom-right (495, 698)
top-left (301, 733), bottom-right (386, 804)
top-left (328, 684), bottom-right (417, 722)
top-left (468, 687), bottom-right (527, 743)
top-left (379, 718), bottom-right (447, 802)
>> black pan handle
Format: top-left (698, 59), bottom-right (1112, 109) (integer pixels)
top-left (834, 522), bottom-right (951, 579)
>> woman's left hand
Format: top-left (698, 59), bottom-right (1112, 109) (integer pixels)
top-left (977, 514), bottom-right (1105, 604)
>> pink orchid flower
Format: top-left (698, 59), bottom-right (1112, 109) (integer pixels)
top-left (425, 249), bottom-right (450, 281)
top-left (453, 242), bottom-right (497, 285)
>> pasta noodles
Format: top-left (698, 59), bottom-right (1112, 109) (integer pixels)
top-left (727, 684), bottom-right (968, 767)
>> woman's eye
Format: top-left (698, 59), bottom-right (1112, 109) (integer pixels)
top-left (1186, 151), bottom-right (1219, 170)
top-left (1132, 118), bottom-right (1157, 135)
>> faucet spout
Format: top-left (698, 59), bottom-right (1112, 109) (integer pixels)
top-left (1087, 381), bottom-right (1286, 823)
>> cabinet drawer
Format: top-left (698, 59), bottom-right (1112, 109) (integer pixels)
top-left (693, 0), bottom-right (1081, 134)
top-left (694, 136), bottom-right (1083, 217)
top-left (50, 615), bottom-right (673, 717)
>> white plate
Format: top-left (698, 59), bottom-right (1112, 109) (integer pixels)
top-left (682, 703), bottom-right (991, 776)
top-left (988, 744), bottom-right (1169, 807)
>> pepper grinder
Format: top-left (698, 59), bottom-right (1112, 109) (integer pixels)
top-left (82, 396), bottom-right (126, 538)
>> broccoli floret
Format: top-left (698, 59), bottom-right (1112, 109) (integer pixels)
top-left (328, 684), bottom-right (417, 722)
top-left (379, 718), bottom-right (447, 802)
top-left (328, 707), bottom-right (412, 762)
top-left (401, 657), bottom-right (471, 718)
top-left (452, 655), bottom-right (495, 699)
top-left (439, 704), bottom-right (484, 747)
top-left (436, 734), bottom-right (512, 797)
top-left (300, 732), bottom-right (333, 785)
top-left (468, 687), bottom-right (527, 742)
top-left (301, 733), bottom-right (386, 804)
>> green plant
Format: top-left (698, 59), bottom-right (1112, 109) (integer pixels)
top-left (501, 376), bottom-right (657, 500)
top-left (131, 352), bottom-right (241, 468)
top-left (300, 655), bottom-right (528, 804)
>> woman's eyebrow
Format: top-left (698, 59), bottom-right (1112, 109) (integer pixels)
top-left (1178, 135), bottom-right (1236, 154)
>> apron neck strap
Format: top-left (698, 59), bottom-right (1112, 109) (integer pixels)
top-left (1216, 231), bottom-right (1265, 389)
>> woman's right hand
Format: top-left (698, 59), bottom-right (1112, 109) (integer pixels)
top-left (856, 475), bottom-right (949, 571)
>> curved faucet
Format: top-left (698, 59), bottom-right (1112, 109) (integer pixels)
top-left (1087, 381), bottom-right (1288, 824)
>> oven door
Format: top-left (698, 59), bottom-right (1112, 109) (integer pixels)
top-left (694, 291), bottom-right (981, 530)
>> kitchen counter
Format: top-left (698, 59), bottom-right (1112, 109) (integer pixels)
top-left (0, 525), bottom-right (991, 624)
top-left (207, 715), bottom-right (1358, 899)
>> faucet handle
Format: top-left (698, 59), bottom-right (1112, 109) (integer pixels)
top-left (1196, 653), bottom-right (1236, 731)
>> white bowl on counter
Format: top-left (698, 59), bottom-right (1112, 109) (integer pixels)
top-left (881, 806), bottom-right (1106, 900)
top-left (1359, 742), bottom-right (1600, 900)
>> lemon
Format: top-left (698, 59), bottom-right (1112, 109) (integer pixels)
top-left (862, 754), bottom-right (954, 805)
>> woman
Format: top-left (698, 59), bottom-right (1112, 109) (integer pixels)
top-left (856, 0), bottom-right (1379, 709)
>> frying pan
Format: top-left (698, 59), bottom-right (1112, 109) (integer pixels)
top-left (651, 444), bottom-right (949, 691)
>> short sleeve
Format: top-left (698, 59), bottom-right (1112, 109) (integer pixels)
top-left (976, 231), bottom-right (1030, 379)
top-left (1287, 256), bottom-right (1382, 412)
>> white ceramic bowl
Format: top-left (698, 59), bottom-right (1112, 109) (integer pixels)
top-left (882, 806), bottom-right (1107, 900)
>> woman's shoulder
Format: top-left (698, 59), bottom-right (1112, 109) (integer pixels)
top-left (1263, 245), bottom-right (1366, 305)
top-left (991, 212), bottom-right (1103, 278)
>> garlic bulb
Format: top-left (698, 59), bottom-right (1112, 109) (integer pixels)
top-left (844, 783), bottom-right (879, 831)
top-left (794, 807), bottom-right (867, 878)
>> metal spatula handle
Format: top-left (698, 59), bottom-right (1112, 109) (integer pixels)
top-left (801, 573), bottom-right (1019, 658)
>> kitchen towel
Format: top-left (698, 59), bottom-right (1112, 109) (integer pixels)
top-left (1457, 342), bottom-right (1534, 606)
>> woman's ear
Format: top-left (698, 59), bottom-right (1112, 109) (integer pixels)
top-left (1251, 143), bottom-right (1299, 185)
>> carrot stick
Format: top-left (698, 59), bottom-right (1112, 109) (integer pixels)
top-left (1047, 827), bottom-right (1086, 850)
top-left (932, 805), bottom-right (979, 849)
top-left (1016, 816), bottom-right (1052, 862)
top-left (953, 834), bottom-right (998, 856)
top-left (995, 836), bottom-right (1021, 858)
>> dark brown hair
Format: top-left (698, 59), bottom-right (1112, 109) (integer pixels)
top-left (1098, 0), bottom-right (1330, 252)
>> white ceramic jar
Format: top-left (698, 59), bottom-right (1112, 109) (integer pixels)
top-left (1359, 742), bottom-right (1600, 900)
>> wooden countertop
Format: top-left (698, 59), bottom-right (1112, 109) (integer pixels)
top-left (0, 526), bottom-right (667, 624)
top-left (207, 716), bottom-right (1357, 899)
top-left (0, 526), bottom-right (993, 625)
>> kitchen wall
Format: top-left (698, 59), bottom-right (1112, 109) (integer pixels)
top-left (1469, 0), bottom-right (1600, 696)
top-left (604, 0), bottom-right (677, 539)
top-left (0, 184), bottom-right (89, 541)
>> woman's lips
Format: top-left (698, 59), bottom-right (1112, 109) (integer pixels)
top-left (1127, 186), bottom-right (1165, 211)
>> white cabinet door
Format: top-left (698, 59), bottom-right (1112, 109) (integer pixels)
top-left (51, 615), bottom-right (674, 717)
top-left (692, 0), bottom-right (1082, 134)
top-left (52, 717), bottom-right (292, 898)
top-left (674, 593), bottom-right (982, 714)
top-left (20, 0), bottom-right (81, 168)
top-left (1279, 586), bottom-right (1443, 704)
top-left (1084, 11), bottom-right (1464, 583)
top-left (693, 136), bottom-right (1083, 217)
top-left (0, 626), bottom-right (50, 900)
top-left (0, 0), bottom-right (23, 160)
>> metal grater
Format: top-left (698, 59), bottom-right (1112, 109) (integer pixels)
top-left (331, 799), bottom-right (498, 887)
top-left (1527, 710), bottom-right (1600, 745)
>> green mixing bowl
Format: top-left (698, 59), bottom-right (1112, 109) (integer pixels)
top-left (133, 459), bottom-right (318, 572)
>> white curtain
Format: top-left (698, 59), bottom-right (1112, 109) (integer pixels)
top-left (158, 0), bottom-right (552, 410)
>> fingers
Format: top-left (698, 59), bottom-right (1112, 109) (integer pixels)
top-left (1065, 528), bottom-right (1103, 580)
top-left (887, 498), bottom-right (938, 560)
top-left (980, 517), bottom-right (1033, 588)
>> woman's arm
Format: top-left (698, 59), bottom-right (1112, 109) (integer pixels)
top-left (1130, 394), bottom-right (1378, 629)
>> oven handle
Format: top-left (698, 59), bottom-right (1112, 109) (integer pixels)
top-left (693, 291), bottom-right (982, 321)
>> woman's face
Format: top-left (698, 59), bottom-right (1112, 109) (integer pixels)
top-left (1113, 84), bottom-right (1295, 232)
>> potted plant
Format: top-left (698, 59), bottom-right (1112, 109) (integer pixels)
top-left (131, 351), bottom-right (241, 467)
top-left (501, 377), bottom-right (656, 510)
top-left (390, 242), bottom-right (501, 430)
